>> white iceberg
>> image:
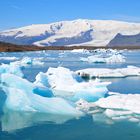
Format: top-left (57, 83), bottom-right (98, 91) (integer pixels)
top-left (35, 67), bottom-right (111, 102)
top-left (76, 93), bottom-right (140, 123)
top-left (76, 66), bottom-right (140, 79)
top-left (0, 63), bottom-right (23, 77)
top-left (81, 54), bottom-right (126, 63)
top-left (0, 57), bottom-right (18, 61)
top-left (0, 73), bottom-right (83, 116)
top-left (71, 49), bottom-right (89, 53)
top-left (11, 57), bottom-right (44, 68)
top-left (96, 94), bottom-right (140, 114)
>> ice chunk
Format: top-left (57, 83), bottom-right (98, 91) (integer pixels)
top-left (76, 93), bottom-right (140, 122)
top-left (35, 67), bottom-right (111, 101)
top-left (76, 66), bottom-right (140, 79)
top-left (106, 54), bottom-right (126, 63)
top-left (21, 57), bottom-right (32, 65)
top-left (81, 54), bottom-right (126, 63)
top-left (71, 49), bottom-right (89, 53)
top-left (0, 63), bottom-right (23, 77)
top-left (11, 57), bottom-right (44, 68)
top-left (81, 55), bottom-right (106, 63)
top-left (34, 72), bottom-right (51, 88)
top-left (0, 57), bottom-right (18, 61)
top-left (96, 94), bottom-right (140, 114)
top-left (1, 74), bottom-right (83, 116)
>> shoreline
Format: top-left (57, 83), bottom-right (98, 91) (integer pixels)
top-left (0, 42), bottom-right (140, 52)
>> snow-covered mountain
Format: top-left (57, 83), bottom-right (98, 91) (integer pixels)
top-left (108, 33), bottom-right (140, 47)
top-left (0, 19), bottom-right (140, 47)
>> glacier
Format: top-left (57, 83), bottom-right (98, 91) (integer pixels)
top-left (1, 19), bottom-right (140, 46)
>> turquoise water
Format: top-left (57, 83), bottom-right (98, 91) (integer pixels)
top-left (0, 50), bottom-right (140, 140)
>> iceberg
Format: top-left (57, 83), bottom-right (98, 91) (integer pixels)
top-left (11, 57), bottom-right (44, 68)
top-left (71, 49), bottom-right (89, 54)
top-left (80, 54), bottom-right (126, 63)
top-left (0, 63), bottom-right (23, 77)
top-left (35, 67), bottom-right (111, 102)
top-left (0, 57), bottom-right (18, 61)
top-left (0, 73), bottom-right (83, 116)
top-left (76, 93), bottom-right (140, 123)
top-left (76, 66), bottom-right (140, 79)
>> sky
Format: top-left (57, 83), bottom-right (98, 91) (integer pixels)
top-left (0, 0), bottom-right (140, 31)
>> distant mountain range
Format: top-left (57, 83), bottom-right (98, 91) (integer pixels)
top-left (108, 33), bottom-right (140, 47)
top-left (0, 19), bottom-right (140, 47)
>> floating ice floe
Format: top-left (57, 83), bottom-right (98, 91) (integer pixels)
top-left (76, 66), bottom-right (140, 79)
top-left (80, 54), bottom-right (126, 63)
top-left (0, 73), bottom-right (83, 116)
top-left (12, 57), bottom-right (44, 67)
top-left (92, 49), bottom-right (124, 54)
top-left (0, 57), bottom-right (18, 61)
top-left (71, 49), bottom-right (89, 54)
top-left (0, 63), bottom-right (23, 77)
top-left (35, 67), bottom-right (111, 102)
top-left (76, 93), bottom-right (140, 123)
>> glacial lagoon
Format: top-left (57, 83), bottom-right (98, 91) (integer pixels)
top-left (0, 49), bottom-right (140, 140)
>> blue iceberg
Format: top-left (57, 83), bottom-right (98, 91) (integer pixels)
top-left (35, 67), bottom-right (110, 102)
top-left (0, 73), bottom-right (83, 116)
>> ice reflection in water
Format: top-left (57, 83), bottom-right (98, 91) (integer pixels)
top-left (1, 108), bottom-right (77, 132)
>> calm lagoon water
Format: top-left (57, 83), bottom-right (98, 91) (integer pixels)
top-left (0, 50), bottom-right (140, 140)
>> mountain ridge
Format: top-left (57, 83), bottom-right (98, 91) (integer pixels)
top-left (0, 19), bottom-right (140, 47)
